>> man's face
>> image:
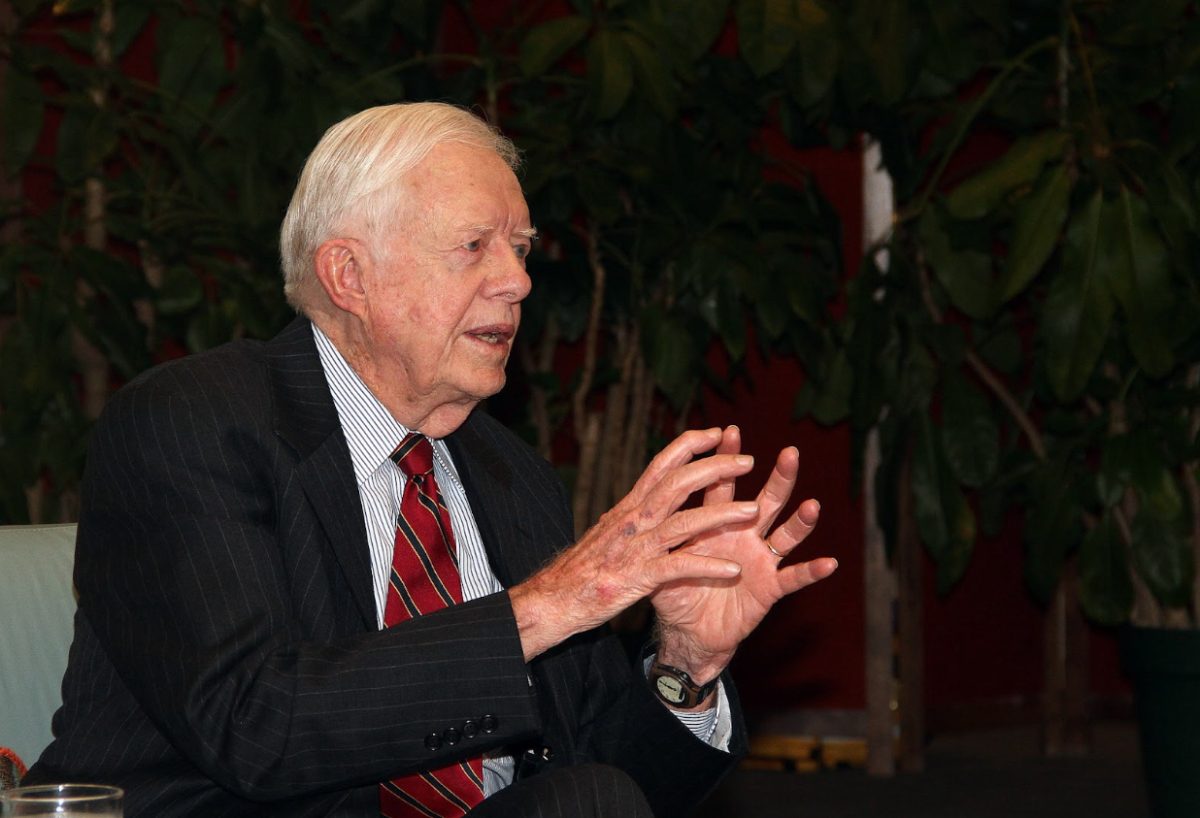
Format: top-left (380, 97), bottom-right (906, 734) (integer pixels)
top-left (358, 141), bottom-right (534, 428)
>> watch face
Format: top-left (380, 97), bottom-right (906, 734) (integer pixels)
top-left (655, 674), bottom-right (686, 704)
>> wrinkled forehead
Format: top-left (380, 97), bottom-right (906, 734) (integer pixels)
top-left (399, 142), bottom-right (531, 229)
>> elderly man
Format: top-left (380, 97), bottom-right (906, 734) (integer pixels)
top-left (27, 103), bottom-right (836, 817)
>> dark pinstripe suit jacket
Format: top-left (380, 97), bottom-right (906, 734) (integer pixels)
top-left (27, 318), bottom-right (745, 817)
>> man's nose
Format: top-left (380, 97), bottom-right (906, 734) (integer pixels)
top-left (487, 246), bottom-right (533, 303)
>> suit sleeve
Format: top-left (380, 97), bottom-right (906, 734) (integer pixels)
top-left (512, 458), bottom-right (747, 817)
top-left (74, 369), bottom-right (541, 801)
top-left (567, 611), bottom-right (748, 816)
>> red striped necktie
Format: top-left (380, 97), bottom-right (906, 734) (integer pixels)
top-left (379, 433), bottom-right (486, 818)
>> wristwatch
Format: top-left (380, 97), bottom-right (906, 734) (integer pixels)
top-left (649, 659), bottom-right (718, 708)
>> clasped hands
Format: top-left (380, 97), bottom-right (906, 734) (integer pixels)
top-left (509, 426), bottom-right (838, 691)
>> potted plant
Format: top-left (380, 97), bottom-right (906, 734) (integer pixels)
top-left (796, 0), bottom-right (1200, 811)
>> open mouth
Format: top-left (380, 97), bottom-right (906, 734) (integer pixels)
top-left (467, 325), bottom-right (513, 345)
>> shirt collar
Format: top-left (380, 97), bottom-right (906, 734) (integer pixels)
top-left (312, 324), bottom-right (410, 487)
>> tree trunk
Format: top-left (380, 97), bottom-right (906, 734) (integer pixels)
top-left (1042, 562), bottom-right (1090, 756)
top-left (895, 447), bottom-right (925, 772)
top-left (863, 426), bottom-right (896, 776)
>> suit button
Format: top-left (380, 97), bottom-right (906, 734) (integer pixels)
top-left (443, 727), bottom-right (462, 746)
top-left (424, 733), bottom-right (442, 751)
top-left (462, 720), bottom-right (479, 739)
top-left (480, 714), bottom-right (498, 734)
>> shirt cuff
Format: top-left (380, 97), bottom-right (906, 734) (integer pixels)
top-left (644, 655), bottom-right (733, 752)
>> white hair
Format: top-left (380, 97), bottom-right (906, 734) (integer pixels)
top-left (279, 102), bottom-right (520, 311)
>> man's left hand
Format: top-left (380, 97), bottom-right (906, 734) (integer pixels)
top-left (650, 426), bottom-right (838, 693)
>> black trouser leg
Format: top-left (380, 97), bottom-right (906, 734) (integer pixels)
top-left (467, 763), bottom-right (655, 818)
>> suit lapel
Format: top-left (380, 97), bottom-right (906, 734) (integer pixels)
top-left (446, 413), bottom-right (551, 589)
top-left (266, 317), bottom-right (376, 630)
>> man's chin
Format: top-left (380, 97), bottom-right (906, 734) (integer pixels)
top-left (464, 369), bottom-right (508, 401)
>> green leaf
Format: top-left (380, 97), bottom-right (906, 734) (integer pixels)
top-left (976, 320), bottom-right (1021, 375)
top-left (998, 162), bottom-right (1070, 304)
top-left (390, 0), bottom-right (440, 42)
top-left (1101, 431), bottom-right (1184, 521)
top-left (643, 309), bottom-right (698, 410)
top-left (156, 15), bottom-right (227, 138)
top-left (85, 297), bottom-right (150, 379)
top-left (155, 266), bottom-right (205, 316)
top-left (112, 2), bottom-right (152, 58)
top-left (697, 275), bottom-right (746, 360)
top-left (1079, 513), bottom-right (1133, 625)
top-left (809, 348), bottom-right (852, 425)
top-left (654, 0), bottom-right (731, 59)
top-left (1023, 458), bottom-right (1083, 604)
top-left (186, 300), bottom-right (235, 353)
top-left (940, 372), bottom-right (999, 488)
top-left (624, 29), bottom-right (679, 118)
top-left (55, 103), bottom-right (117, 183)
top-left (587, 28), bottom-right (635, 119)
top-left (782, 254), bottom-right (833, 327)
top-left (71, 247), bottom-right (145, 302)
top-left (912, 415), bottom-right (976, 593)
top-left (1169, 71), bottom-right (1200, 158)
top-left (894, 340), bottom-right (937, 415)
top-left (791, 0), bottom-right (839, 106)
top-left (1145, 159), bottom-right (1197, 255)
top-left (1132, 513), bottom-right (1193, 609)
top-left (1, 66), bottom-right (44, 177)
top-left (1097, 187), bottom-right (1174, 378)
top-left (918, 206), bottom-right (996, 320)
top-left (1042, 189), bottom-right (1113, 402)
top-left (754, 283), bottom-right (790, 340)
top-left (945, 130), bottom-right (1069, 220)
top-left (519, 16), bottom-right (591, 77)
top-left (850, 0), bottom-right (909, 104)
top-left (735, 0), bottom-right (798, 76)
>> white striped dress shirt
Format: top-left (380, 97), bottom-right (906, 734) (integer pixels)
top-left (311, 325), bottom-right (726, 795)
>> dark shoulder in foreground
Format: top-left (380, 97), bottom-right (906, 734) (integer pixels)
top-left (96, 335), bottom-right (275, 439)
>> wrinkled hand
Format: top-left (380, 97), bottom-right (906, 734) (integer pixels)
top-left (652, 426), bottom-right (838, 684)
top-left (509, 428), bottom-right (759, 661)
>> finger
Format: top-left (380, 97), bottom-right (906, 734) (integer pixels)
top-left (755, 446), bottom-right (800, 535)
top-left (639, 453), bottom-right (755, 524)
top-left (768, 497), bottom-right (820, 557)
top-left (625, 428), bottom-right (723, 506)
top-left (703, 425), bottom-right (742, 507)
top-left (647, 551), bottom-right (742, 587)
top-left (650, 501), bottom-right (759, 551)
top-left (776, 556), bottom-right (838, 596)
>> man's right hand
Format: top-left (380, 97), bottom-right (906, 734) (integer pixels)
top-left (507, 428), bottom-right (757, 661)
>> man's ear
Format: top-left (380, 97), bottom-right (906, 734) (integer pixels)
top-left (313, 238), bottom-right (370, 318)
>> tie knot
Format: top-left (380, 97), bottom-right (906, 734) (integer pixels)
top-left (390, 433), bottom-right (435, 478)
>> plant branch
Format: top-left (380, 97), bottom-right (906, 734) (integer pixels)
top-left (569, 220), bottom-right (608, 531)
top-left (519, 314), bottom-right (559, 460)
top-left (902, 35), bottom-right (1058, 223)
top-left (572, 220), bottom-right (606, 445)
top-left (915, 246), bottom-right (1047, 460)
top-left (1067, 9), bottom-right (1109, 148)
top-left (1102, 366), bottom-right (1163, 626)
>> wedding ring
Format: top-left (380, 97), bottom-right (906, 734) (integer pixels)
top-left (766, 542), bottom-right (784, 559)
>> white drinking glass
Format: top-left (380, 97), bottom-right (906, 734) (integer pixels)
top-left (0, 784), bottom-right (123, 816)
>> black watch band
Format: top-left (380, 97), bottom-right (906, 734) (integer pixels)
top-left (649, 659), bottom-right (719, 709)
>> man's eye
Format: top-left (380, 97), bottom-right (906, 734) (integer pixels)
top-left (513, 244), bottom-right (531, 260)
top-left (464, 240), bottom-right (482, 252)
